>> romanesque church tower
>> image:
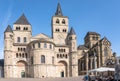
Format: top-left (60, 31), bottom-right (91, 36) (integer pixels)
top-left (51, 3), bottom-right (68, 45)
top-left (4, 14), bottom-right (32, 78)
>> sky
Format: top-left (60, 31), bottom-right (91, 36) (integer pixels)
top-left (0, 0), bottom-right (120, 59)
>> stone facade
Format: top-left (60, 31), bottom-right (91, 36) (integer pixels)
top-left (78, 32), bottom-right (116, 75)
top-left (4, 3), bottom-right (116, 78)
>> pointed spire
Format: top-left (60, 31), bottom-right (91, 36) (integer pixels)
top-left (55, 2), bottom-right (63, 16)
top-left (14, 13), bottom-right (31, 25)
top-left (4, 25), bottom-right (13, 33)
top-left (69, 27), bottom-right (76, 35)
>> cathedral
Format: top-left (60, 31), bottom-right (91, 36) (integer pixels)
top-left (4, 3), bottom-right (116, 78)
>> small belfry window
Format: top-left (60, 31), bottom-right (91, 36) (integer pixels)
top-left (17, 37), bottom-right (20, 43)
top-left (41, 55), bottom-right (45, 63)
top-left (56, 19), bottom-right (59, 24)
top-left (63, 29), bottom-right (66, 32)
top-left (56, 29), bottom-right (60, 32)
top-left (62, 19), bottom-right (65, 24)
top-left (16, 27), bottom-right (18, 30)
top-left (24, 37), bottom-right (27, 43)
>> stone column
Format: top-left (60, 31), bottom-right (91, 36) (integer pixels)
top-left (97, 46), bottom-right (101, 67)
top-left (86, 53), bottom-right (88, 74)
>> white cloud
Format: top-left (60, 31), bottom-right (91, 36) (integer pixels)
top-left (0, 1), bottom-right (14, 59)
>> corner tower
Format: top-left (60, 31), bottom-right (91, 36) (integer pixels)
top-left (51, 3), bottom-right (69, 45)
top-left (4, 25), bottom-right (13, 78)
top-left (67, 27), bottom-right (78, 77)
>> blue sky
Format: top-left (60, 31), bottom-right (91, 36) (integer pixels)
top-left (0, 0), bottom-right (120, 59)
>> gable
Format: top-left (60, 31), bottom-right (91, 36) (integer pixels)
top-left (32, 33), bottom-right (51, 39)
top-left (100, 37), bottom-right (111, 46)
top-left (31, 33), bottom-right (53, 42)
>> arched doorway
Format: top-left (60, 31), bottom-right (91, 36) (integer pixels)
top-left (57, 61), bottom-right (67, 77)
top-left (16, 60), bottom-right (27, 78)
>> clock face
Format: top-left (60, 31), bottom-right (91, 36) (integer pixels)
top-left (57, 33), bottom-right (64, 39)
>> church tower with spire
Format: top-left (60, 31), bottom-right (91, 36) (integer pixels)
top-left (51, 2), bottom-right (69, 45)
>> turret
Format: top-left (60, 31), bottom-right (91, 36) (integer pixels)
top-left (4, 25), bottom-right (13, 50)
top-left (68, 27), bottom-right (78, 77)
top-left (67, 27), bottom-right (77, 52)
top-left (4, 25), bottom-right (13, 78)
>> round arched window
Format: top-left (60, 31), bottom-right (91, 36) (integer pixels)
top-left (56, 19), bottom-right (59, 24)
top-left (62, 19), bottom-right (65, 24)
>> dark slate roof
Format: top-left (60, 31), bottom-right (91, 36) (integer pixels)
top-left (77, 45), bottom-right (88, 50)
top-left (69, 27), bottom-right (76, 35)
top-left (84, 32), bottom-right (100, 39)
top-left (55, 3), bottom-right (63, 16)
top-left (0, 59), bottom-right (4, 66)
top-left (4, 25), bottom-right (13, 33)
top-left (14, 14), bottom-right (31, 25)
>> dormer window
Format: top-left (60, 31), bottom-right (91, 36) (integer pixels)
top-left (62, 19), bottom-right (65, 24)
top-left (56, 19), bottom-right (59, 24)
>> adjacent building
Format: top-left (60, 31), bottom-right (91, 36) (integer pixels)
top-left (4, 3), bottom-right (116, 78)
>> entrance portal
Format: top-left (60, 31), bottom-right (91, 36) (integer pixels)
top-left (57, 61), bottom-right (67, 77)
top-left (16, 60), bottom-right (27, 78)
